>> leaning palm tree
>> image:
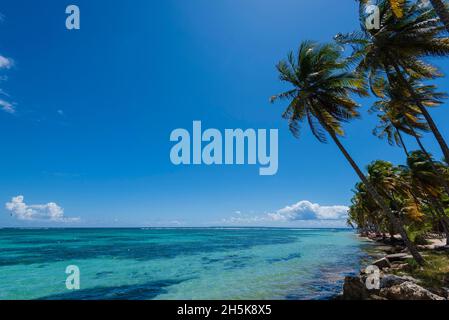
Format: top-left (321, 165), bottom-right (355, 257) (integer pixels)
top-left (405, 151), bottom-right (446, 200)
top-left (271, 41), bottom-right (425, 264)
top-left (349, 182), bottom-right (391, 237)
top-left (402, 151), bottom-right (449, 244)
top-left (370, 79), bottom-right (427, 153)
top-left (372, 75), bottom-right (449, 196)
top-left (337, 0), bottom-right (449, 164)
top-left (366, 160), bottom-right (425, 226)
top-left (370, 77), bottom-right (434, 154)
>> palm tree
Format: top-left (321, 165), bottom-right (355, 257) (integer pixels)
top-left (429, 0), bottom-right (449, 33)
top-left (402, 151), bottom-right (449, 243)
top-left (370, 76), bottom-right (429, 152)
top-left (404, 152), bottom-right (445, 200)
top-left (349, 182), bottom-right (392, 237)
top-left (364, 0), bottom-right (449, 33)
top-left (371, 76), bottom-right (449, 195)
top-left (372, 109), bottom-right (412, 156)
top-left (366, 160), bottom-right (425, 225)
top-left (271, 41), bottom-right (425, 264)
top-left (337, 0), bottom-right (449, 164)
top-left (349, 158), bottom-right (449, 244)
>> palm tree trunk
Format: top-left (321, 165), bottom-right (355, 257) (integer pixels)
top-left (414, 134), bottom-right (429, 158)
top-left (392, 63), bottom-right (449, 164)
top-left (395, 127), bottom-right (410, 157)
top-left (418, 106), bottom-right (449, 163)
top-left (320, 120), bottom-right (425, 265)
top-left (430, 0), bottom-right (449, 33)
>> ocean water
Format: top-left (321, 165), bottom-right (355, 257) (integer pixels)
top-left (0, 228), bottom-right (372, 300)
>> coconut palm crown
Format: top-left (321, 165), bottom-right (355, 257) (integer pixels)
top-left (270, 41), bottom-right (368, 142)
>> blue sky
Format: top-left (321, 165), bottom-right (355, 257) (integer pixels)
top-left (1, 0), bottom-right (448, 228)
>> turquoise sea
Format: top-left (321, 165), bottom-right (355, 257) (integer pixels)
top-left (0, 228), bottom-right (372, 300)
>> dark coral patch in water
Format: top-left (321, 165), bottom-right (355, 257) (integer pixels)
top-left (38, 279), bottom-right (186, 300)
top-left (268, 252), bottom-right (302, 263)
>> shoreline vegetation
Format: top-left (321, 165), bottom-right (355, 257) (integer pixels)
top-left (271, 0), bottom-right (449, 299)
top-left (340, 232), bottom-right (449, 300)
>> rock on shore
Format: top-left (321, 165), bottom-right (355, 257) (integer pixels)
top-left (340, 235), bottom-right (448, 300)
top-left (342, 273), bottom-right (446, 300)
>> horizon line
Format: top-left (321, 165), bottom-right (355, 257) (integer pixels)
top-left (0, 226), bottom-right (354, 230)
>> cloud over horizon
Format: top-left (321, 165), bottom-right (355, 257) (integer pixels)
top-left (268, 200), bottom-right (349, 221)
top-left (224, 200), bottom-right (349, 226)
top-left (5, 195), bottom-right (79, 222)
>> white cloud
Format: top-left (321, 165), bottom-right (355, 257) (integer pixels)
top-left (0, 99), bottom-right (14, 113)
top-left (224, 200), bottom-right (349, 225)
top-left (0, 54), bottom-right (15, 114)
top-left (0, 55), bottom-right (13, 69)
top-left (5, 195), bottom-right (79, 222)
top-left (268, 201), bottom-right (349, 221)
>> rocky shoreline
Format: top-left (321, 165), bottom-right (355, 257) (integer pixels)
top-left (339, 234), bottom-right (449, 300)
